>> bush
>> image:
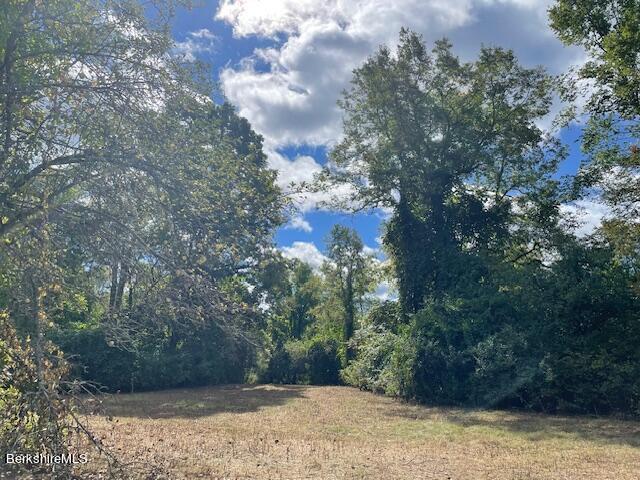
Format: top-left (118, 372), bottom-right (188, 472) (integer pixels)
top-left (53, 327), bottom-right (135, 391)
top-left (0, 313), bottom-right (73, 478)
top-left (345, 247), bottom-right (640, 416)
top-left (341, 325), bottom-right (399, 393)
top-left (260, 344), bottom-right (295, 384)
top-left (470, 326), bottom-right (540, 408)
top-left (307, 338), bottom-right (341, 385)
top-left (260, 337), bottom-right (342, 385)
top-left (53, 322), bottom-right (252, 392)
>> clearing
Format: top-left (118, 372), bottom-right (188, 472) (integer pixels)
top-left (79, 384), bottom-right (639, 479)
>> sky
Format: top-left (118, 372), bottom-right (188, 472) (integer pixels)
top-left (169, 0), bottom-right (605, 270)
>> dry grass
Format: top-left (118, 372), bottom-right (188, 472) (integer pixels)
top-left (76, 385), bottom-right (639, 479)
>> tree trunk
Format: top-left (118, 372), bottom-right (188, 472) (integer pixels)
top-left (109, 262), bottom-right (119, 309)
top-left (30, 282), bottom-right (45, 390)
top-left (115, 265), bottom-right (128, 310)
top-left (344, 273), bottom-right (355, 360)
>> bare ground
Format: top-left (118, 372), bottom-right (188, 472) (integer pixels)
top-left (76, 384), bottom-right (640, 479)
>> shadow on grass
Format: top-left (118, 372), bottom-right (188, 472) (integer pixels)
top-left (384, 403), bottom-right (640, 448)
top-left (100, 384), bottom-right (309, 419)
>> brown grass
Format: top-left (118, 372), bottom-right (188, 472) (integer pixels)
top-left (77, 385), bottom-right (639, 479)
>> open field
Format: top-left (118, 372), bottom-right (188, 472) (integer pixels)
top-left (77, 385), bottom-right (640, 479)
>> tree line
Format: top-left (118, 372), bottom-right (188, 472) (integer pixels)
top-left (1, 0), bottom-right (639, 477)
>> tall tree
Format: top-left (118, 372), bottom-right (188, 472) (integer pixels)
top-left (324, 225), bottom-right (371, 357)
top-left (0, 0), bottom-right (283, 472)
top-left (286, 262), bottom-right (321, 339)
top-left (0, 0), bottom-right (186, 237)
top-left (322, 30), bottom-right (560, 316)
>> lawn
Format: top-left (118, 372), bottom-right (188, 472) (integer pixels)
top-left (77, 385), bottom-right (639, 479)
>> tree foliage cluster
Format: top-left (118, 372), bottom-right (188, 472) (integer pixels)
top-left (258, 225), bottom-right (375, 386)
top-left (328, 23), bottom-right (640, 415)
top-left (0, 0), bottom-right (283, 474)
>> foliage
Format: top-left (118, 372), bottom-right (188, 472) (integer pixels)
top-left (323, 225), bottom-right (375, 357)
top-left (341, 324), bottom-right (400, 394)
top-left (549, 0), bottom-right (640, 117)
top-left (318, 29), bottom-right (640, 416)
top-left (54, 322), bottom-right (252, 392)
top-left (550, 0), bottom-right (639, 271)
top-left (322, 29), bottom-right (562, 316)
top-left (286, 262), bottom-right (322, 339)
top-left (0, 312), bottom-right (73, 478)
top-left (344, 240), bottom-right (640, 414)
top-left (1, 5), bottom-right (640, 470)
top-left (0, 1), bottom-right (283, 473)
top-left (260, 336), bottom-right (341, 386)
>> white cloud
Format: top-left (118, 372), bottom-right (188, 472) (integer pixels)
top-left (560, 200), bottom-right (611, 237)
top-left (216, 0), bottom-right (583, 211)
top-left (267, 151), bottom-right (319, 187)
top-left (280, 241), bottom-right (327, 270)
top-left (174, 28), bottom-right (218, 62)
top-left (285, 215), bottom-right (313, 232)
top-left (372, 280), bottom-right (397, 302)
top-left (266, 148), bottom-right (357, 212)
top-left (216, 0), bottom-right (580, 144)
top-left (217, 1), bottom-right (475, 41)
top-left (190, 28), bottom-right (217, 40)
top-left (362, 245), bottom-right (378, 256)
top-left (217, 0), bottom-right (474, 146)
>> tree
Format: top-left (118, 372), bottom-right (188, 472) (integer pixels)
top-left (323, 225), bottom-right (372, 357)
top-left (1, 1), bottom-right (187, 470)
top-left (287, 262), bottom-right (321, 339)
top-left (550, 0), bottom-right (639, 279)
top-left (549, 0), bottom-right (640, 117)
top-left (322, 30), bottom-right (560, 316)
top-left (0, 0), bottom-right (188, 238)
top-left (0, 0), bottom-right (284, 474)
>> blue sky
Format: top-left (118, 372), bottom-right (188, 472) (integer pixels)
top-left (167, 0), bottom-right (602, 267)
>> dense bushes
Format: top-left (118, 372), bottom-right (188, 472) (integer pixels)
top-left (343, 244), bottom-right (640, 415)
top-left (54, 323), bottom-right (253, 392)
top-left (344, 306), bottom-right (640, 414)
top-left (261, 337), bottom-right (342, 385)
top-left (341, 325), bottom-right (402, 394)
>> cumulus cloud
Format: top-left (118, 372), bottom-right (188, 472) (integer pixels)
top-left (216, 0), bottom-right (580, 145)
top-left (285, 215), bottom-right (313, 233)
top-left (560, 200), bottom-right (611, 237)
top-left (215, 0), bottom-right (583, 215)
top-left (217, 1), bottom-right (475, 41)
top-left (267, 151), bottom-right (319, 187)
top-left (216, 0), bottom-right (474, 146)
top-left (266, 148), bottom-right (356, 212)
top-left (280, 241), bottom-right (327, 270)
top-left (174, 28), bottom-right (218, 61)
top-left (372, 280), bottom-right (397, 302)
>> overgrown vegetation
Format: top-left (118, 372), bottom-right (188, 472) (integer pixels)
top-left (1, 0), bottom-right (639, 477)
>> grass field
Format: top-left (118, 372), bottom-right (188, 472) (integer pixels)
top-left (78, 384), bottom-right (640, 479)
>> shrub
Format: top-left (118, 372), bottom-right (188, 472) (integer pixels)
top-left (53, 322), bottom-right (252, 392)
top-left (341, 325), bottom-right (398, 393)
top-left (261, 344), bottom-right (295, 384)
top-left (0, 312), bottom-right (73, 478)
top-left (260, 337), bottom-right (342, 385)
top-left (307, 338), bottom-right (341, 385)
